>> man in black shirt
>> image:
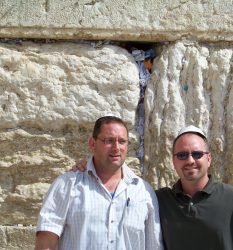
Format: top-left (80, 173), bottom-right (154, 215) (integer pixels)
top-left (156, 125), bottom-right (233, 250)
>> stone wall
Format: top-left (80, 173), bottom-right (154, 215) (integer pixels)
top-left (144, 41), bottom-right (233, 187)
top-left (0, 0), bottom-right (233, 249)
top-left (0, 41), bottom-right (141, 249)
top-left (0, 0), bottom-right (232, 42)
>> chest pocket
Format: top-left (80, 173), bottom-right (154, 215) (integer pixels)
top-left (123, 199), bottom-right (148, 231)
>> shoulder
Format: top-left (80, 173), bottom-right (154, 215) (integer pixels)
top-left (46, 171), bottom-right (83, 195)
top-left (216, 181), bottom-right (233, 193)
top-left (126, 167), bottom-right (154, 191)
top-left (123, 165), bottom-right (155, 194)
top-left (41, 171), bottom-right (87, 204)
top-left (140, 178), bottom-right (155, 192)
top-left (52, 171), bottom-right (78, 186)
top-left (155, 187), bottom-right (172, 199)
top-left (155, 186), bottom-right (171, 194)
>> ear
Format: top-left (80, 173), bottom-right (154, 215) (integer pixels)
top-left (88, 137), bottom-right (96, 153)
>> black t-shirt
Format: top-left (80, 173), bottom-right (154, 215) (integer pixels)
top-left (156, 177), bottom-right (233, 250)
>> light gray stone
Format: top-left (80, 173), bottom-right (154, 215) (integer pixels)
top-left (0, 42), bottom-right (140, 226)
top-left (144, 41), bottom-right (233, 187)
top-left (0, 226), bottom-right (35, 250)
top-left (0, 3), bottom-right (233, 249)
top-left (0, 42), bottom-right (139, 130)
top-left (0, 1), bottom-right (232, 41)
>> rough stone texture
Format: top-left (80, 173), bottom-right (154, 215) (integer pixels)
top-left (1, 1), bottom-right (233, 248)
top-left (0, 226), bottom-right (35, 250)
top-left (1, 39), bottom-right (233, 250)
top-left (0, 1), bottom-right (232, 41)
top-left (144, 41), bottom-right (233, 187)
top-left (1, 39), bottom-right (233, 248)
top-left (0, 42), bottom-right (140, 250)
top-left (0, 42), bottom-right (139, 130)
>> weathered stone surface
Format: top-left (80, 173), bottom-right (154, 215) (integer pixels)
top-left (0, 2), bottom-right (232, 250)
top-left (1, 40), bottom-right (233, 231)
top-left (0, 42), bottom-right (139, 130)
top-left (144, 41), bottom-right (233, 187)
top-left (0, 42), bottom-right (140, 226)
top-left (0, 1), bottom-right (232, 41)
top-left (0, 226), bottom-right (35, 250)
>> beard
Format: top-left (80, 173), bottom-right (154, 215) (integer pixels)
top-left (181, 164), bottom-right (202, 181)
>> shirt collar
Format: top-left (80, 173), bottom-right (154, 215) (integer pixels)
top-left (86, 156), bottom-right (139, 185)
top-left (122, 162), bottom-right (139, 185)
top-left (86, 157), bottom-right (98, 177)
top-left (172, 175), bottom-right (216, 195)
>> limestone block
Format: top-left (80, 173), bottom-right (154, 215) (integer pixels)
top-left (144, 41), bottom-right (233, 187)
top-left (0, 128), bottom-right (88, 225)
top-left (0, 42), bottom-right (139, 130)
top-left (0, 226), bottom-right (35, 250)
top-left (0, 1), bottom-right (233, 41)
top-left (0, 42), bottom-right (140, 225)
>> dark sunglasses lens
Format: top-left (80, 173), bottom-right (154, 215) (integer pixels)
top-left (192, 151), bottom-right (204, 159)
top-left (176, 152), bottom-right (189, 160)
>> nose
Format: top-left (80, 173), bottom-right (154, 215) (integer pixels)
top-left (186, 153), bottom-right (195, 163)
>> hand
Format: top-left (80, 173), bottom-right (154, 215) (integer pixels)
top-left (71, 159), bottom-right (87, 172)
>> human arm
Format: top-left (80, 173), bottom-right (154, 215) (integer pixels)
top-left (36, 173), bottom-right (75, 249)
top-left (35, 231), bottom-right (59, 250)
top-left (145, 184), bottom-right (164, 250)
top-left (71, 159), bottom-right (87, 172)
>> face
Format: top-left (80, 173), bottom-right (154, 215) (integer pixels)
top-left (173, 133), bottom-right (211, 184)
top-left (89, 122), bottom-right (128, 173)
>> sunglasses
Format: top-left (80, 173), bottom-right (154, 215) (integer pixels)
top-left (174, 151), bottom-right (209, 160)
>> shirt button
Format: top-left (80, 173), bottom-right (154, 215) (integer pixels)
top-left (110, 240), bottom-right (114, 243)
top-left (190, 202), bottom-right (194, 206)
top-left (111, 220), bottom-right (114, 223)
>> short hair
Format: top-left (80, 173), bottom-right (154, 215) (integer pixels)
top-left (92, 116), bottom-right (128, 139)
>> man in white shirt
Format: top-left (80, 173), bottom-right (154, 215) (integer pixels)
top-left (35, 115), bottom-right (163, 250)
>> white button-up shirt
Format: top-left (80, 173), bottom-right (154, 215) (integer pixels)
top-left (36, 158), bottom-right (164, 250)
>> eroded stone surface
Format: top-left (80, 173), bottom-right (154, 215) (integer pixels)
top-left (0, 42), bottom-right (139, 130)
top-left (144, 41), bottom-right (233, 187)
top-left (0, 1), bottom-right (233, 41)
top-left (1, 40), bottom-right (233, 249)
top-left (0, 42), bottom-right (140, 226)
top-left (0, 226), bottom-right (35, 250)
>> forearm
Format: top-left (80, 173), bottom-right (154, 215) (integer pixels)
top-left (35, 231), bottom-right (59, 250)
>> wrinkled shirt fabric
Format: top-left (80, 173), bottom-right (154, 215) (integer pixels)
top-left (36, 158), bottom-right (163, 250)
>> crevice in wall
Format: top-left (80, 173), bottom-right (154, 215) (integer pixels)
top-left (123, 42), bottom-right (157, 174)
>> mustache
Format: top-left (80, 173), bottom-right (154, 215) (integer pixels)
top-left (182, 163), bottom-right (196, 168)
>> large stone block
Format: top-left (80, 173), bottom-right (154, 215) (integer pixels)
top-left (0, 42), bottom-right (139, 130)
top-left (0, 1), bottom-right (232, 41)
top-left (144, 41), bottom-right (233, 187)
top-left (1, 39), bottom-right (233, 249)
top-left (0, 42), bottom-right (140, 225)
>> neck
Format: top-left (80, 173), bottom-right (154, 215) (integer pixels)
top-left (96, 168), bottom-right (122, 182)
top-left (95, 168), bottom-right (123, 193)
top-left (181, 175), bottom-right (209, 197)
